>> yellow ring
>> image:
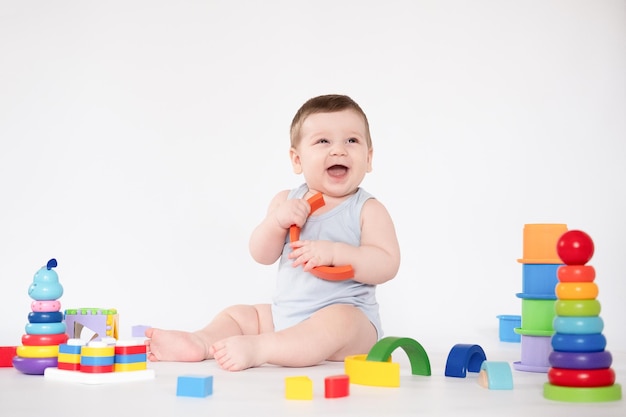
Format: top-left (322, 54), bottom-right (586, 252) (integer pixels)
top-left (555, 282), bottom-right (598, 300)
top-left (16, 345), bottom-right (59, 358)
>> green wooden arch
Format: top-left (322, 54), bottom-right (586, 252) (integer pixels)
top-left (366, 336), bottom-right (431, 376)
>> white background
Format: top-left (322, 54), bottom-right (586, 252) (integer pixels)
top-left (1, 0), bottom-right (625, 359)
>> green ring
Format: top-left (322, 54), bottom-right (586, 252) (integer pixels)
top-left (544, 383), bottom-right (622, 402)
top-left (366, 336), bottom-right (431, 376)
top-left (554, 299), bottom-right (601, 317)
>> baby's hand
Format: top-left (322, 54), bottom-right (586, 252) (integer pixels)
top-left (274, 198), bottom-right (311, 230)
top-left (288, 240), bottom-right (335, 271)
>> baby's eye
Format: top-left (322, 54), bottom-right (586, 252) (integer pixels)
top-left (346, 137), bottom-right (358, 144)
top-left (317, 138), bottom-right (330, 144)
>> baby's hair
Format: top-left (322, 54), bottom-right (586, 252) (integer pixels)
top-left (290, 94), bottom-right (372, 148)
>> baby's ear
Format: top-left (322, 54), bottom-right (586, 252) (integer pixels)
top-left (289, 147), bottom-right (303, 174)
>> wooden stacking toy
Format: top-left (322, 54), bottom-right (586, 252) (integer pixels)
top-left (13, 259), bottom-right (68, 375)
top-left (543, 230), bottom-right (622, 402)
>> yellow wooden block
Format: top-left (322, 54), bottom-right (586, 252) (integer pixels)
top-left (114, 362), bottom-right (147, 372)
top-left (16, 345), bottom-right (59, 358)
top-left (344, 354), bottom-right (400, 387)
top-left (57, 353), bottom-right (81, 364)
top-left (81, 346), bottom-right (115, 357)
top-left (285, 376), bottom-right (313, 400)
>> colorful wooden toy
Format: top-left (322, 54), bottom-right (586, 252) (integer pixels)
top-left (556, 230), bottom-right (594, 265)
top-left (13, 356), bottom-right (58, 375)
top-left (58, 342), bottom-right (83, 371)
top-left (543, 230), bottom-right (622, 402)
top-left (0, 346), bottom-right (17, 367)
top-left (445, 344), bottom-right (487, 378)
top-left (344, 354), bottom-right (400, 387)
top-left (21, 333), bottom-right (68, 346)
top-left (45, 339), bottom-right (154, 384)
top-left (13, 259), bottom-right (65, 375)
top-left (16, 345), bottom-right (59, 358)
top-left (176, 375), bottom-right (213, 398)
top-left (285, 376), bottom-right (313, 400)
top-left (478, 361), bottom-right (513, 390)
top-left (514, 225), bottom-right (565, 373)
top-left (131, 324), bottom-right (151, 338)
top-left (64, 308), bottom-right (119, 342)
top-left (324, 374), bottom-right (350, 398)
top-left (30, 300), bottom-right (62, 312)
top-left (289, 192), bottom-right (355, 281)
top-left (344, 336), bottom-right (431, 387)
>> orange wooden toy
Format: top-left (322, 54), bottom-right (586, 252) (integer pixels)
top-left (289, 193), bottom-right (354, 281)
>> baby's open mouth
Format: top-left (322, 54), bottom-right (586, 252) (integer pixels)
top-left (327, 165), bottom-right (348, 177)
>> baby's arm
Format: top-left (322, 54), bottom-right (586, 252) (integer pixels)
top-left (333, 199), bottom-right (400, 285)
top-left (249, 190), bottom-right (312, 265)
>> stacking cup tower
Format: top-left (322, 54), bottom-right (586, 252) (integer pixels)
top-left (514, 224), bottom-right (567, 372)
top-left (543, 230), bottom-right (622, 402)
top-left (12, 259), bottom-right (68, 375)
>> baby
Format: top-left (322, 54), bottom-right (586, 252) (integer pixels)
top-left (145, 94), bottom-right (401, 371)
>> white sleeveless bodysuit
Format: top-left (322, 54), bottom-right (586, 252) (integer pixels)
top-left (271, 184), bottom-right (383, 338)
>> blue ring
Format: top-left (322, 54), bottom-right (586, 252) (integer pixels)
top-left (549, 350), bottom-right (613, 369)
top-left (553, 316), bottom-right (604, 335)
top-left (25, 322), bottom-right (66, 335)
top-left (551, 333), bottom-right (606, 352)
top-left (27, 311), bottom-right (63, 324)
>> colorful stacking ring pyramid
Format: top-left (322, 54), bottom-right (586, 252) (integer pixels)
top-left (13, 259), bottom-right (68, 375)
top-left (543, 230), bottom-right (622, 402)
top-left (514, 224), bottom-right (567, 372)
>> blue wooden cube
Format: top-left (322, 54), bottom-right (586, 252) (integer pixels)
top-left (176, 375), bottom-right (213, 397)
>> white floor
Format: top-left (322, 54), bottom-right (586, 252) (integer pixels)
top-left (1, 342), bottom-right (624, 417)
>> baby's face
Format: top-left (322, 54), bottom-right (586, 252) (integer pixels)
top-left (290, 109), bottom-right (372, 198)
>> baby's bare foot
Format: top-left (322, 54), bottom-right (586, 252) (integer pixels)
top-left (145, 328), bottom-right (209, 362)
top-left (209, 335), bottom-right (268, 371)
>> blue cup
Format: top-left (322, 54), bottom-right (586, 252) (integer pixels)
top-left (521, 264), bottom-right (560, 297)
top-left (497, 315), bottom-right (521, 342)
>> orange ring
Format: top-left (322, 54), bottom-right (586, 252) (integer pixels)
top-left (557, 265), bottom-right (595, 283)
top-left (291, 193), bottom-right (353, 281)
top-left (548, 367), bottom-right (615, 387)
top-left (311, 265), bottom-right (354, 281)
top-left (555, 282), bottom-right (598, 300)
top-left (289, 193), bottom-right (326, 242)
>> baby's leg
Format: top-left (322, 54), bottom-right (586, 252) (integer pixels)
top-left (146, 303), bottom-right (272, 362)
top-left (210, 304), bottom-right (376, 371)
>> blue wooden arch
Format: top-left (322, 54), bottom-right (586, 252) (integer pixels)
top-left (444, 344), bottom-right (487, 378)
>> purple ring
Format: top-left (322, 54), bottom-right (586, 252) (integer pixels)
top-left (549, 350), bottom-right (613, 369)
top-left (12, 356), bottom-right (58, 375)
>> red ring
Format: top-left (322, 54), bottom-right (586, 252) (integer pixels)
top-left (557, 265), bottom-right (595, 282)
top-left (548, 367), bottom-right (615, 387)
top-left (22, 333), bottom-right (69, 346)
